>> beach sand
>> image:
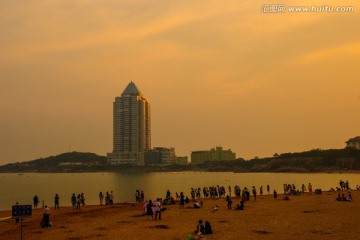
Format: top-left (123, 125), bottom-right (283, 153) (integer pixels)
top-left (1, 191), bottom-right (359, 240)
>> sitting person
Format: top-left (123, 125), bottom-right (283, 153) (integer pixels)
top-left (211, 205), bottom-right (218, 213)
top-left (205, 221), bottom-right (213, 234)
top-left (195, 220), bottom-right (206, 235)
top-left (341, 194), bottom-right (348, 201)
top-left (336, 193), bottom-right (342, 201)
top-left (282, 194), bottom-right (290, 200)
top-left (235, 199), bottom-right (244, 210)
top-left (193, 201), bottom-right (200, 208)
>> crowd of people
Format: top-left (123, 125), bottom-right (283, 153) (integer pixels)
top-left (21, 179), bottom-right (356, 232)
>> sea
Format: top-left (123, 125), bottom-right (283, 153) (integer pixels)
top-left (1, 172), bottom-right (359, 211)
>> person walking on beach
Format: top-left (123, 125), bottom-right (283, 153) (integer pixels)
top-left (33, 195), bottom-right (39, 209)
top-left (99, 192), bottom-right (104, 206)
top-left (55, 194), bottom-right (60, 209)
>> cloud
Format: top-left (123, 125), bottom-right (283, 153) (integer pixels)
top-left (296, 41), bottom-right (360, 63)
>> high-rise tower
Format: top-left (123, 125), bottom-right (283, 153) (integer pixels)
top-left (107, 81), bottom-right (151, 165)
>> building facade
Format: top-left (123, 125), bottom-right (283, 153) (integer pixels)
top-left (191, 146), bottom-right (236, 165)
top-left (345, 136), bottom-right (360, 150)
top-left (176, 156), bottom-right (189, 165)
top-left (107, 81), bottom-right (151, 165)
top-left (144, 147), bottom-right (176, 165)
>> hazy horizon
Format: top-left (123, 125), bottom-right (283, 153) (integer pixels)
top-left (1, 0), bottom-right (360, 165)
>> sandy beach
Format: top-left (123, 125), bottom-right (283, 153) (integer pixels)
top-left (1, 190), bottom-right (359, 240)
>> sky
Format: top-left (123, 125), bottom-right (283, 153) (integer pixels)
top-left (1, 0), bottom-right (360, 165)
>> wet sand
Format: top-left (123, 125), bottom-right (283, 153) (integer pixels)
top-left (1, 191), bottom-right (359, 240)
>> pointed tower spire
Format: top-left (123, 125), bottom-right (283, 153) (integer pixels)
top-left (122, 81), bottom-right (141, 95)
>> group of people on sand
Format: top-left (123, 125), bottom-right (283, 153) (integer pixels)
top-left (71, 193), bottom-right (86, 210)
top-left (336, 189), bottom-right (353, 202)
top-left (98, 191), bottom-right (114, 206)
top-left (144, 198), bottom-right (163, 220)
top-left (33, 194), bottom-right (60, 210)
top-left (135, 190), bottom-right (145, 202)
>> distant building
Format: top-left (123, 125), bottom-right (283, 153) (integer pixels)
top-left (176, 156), bottom-right (188, 165)
top-left (191, 146), bottom-right (236, 165)
top-left (345, 136), bottom-right (360, 150)
top-left (107, 81), bottom-right (151, 166)
top-left (144, 147), bottom-right (176, 165)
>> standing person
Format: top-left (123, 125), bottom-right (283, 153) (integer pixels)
top-left (105, 192), bottom-right (109, 206)
top-left (99, 192), bottom-right (104, 206)
top-left (252, 186), bottom-right (257, 201)
top-left (180, 193), bottom-right (185, 209)
top-left (76, 194), bottom-right (81, 210)
top-left (55, 194), bottom-right (60, 209)
top-left (140, 190), bottom-right (145, 202)
top-left (273, 190), bottom-right (278, 199)
top-left (226, 195), bottom-right (232, 209)
top-left (260, 186), bottom-right (263, 196)
top-left (33, 195), bottom-right (39, 209)
top-left (154, 198), bottom-right (162, 220)
top-left (146, 200), bottom-right (153, 220)
top-left (301, 184), bottom-right (306, 193)
top-left (109, 191), bottom-right (114, 205)
top-left (81, 193), bottom-right (85, 206)
top-left (267, 185), bottom-right (270, 195)
top-left (71, 193), bottom-right (76, 209)
top-left (43, 206), bottom-right (50, 228)
top-left (228, 186), bottom-right (232, 197)
top-left (308, 183), bottom-right (313, 194)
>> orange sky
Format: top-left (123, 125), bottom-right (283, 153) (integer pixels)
top-left (1, 0), bottom-right (360, 165)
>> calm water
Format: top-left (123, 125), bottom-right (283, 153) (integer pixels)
top-left (1, 172), bottom-right (359, 211)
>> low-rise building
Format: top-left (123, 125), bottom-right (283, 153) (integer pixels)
top-left (191, 146), bottom-right (236, 165)
top-left (345, 136), bottom-right (360, 149)
top-left (176, 156), bottom-right (189, 165)
top-left (144, 147), bottom-right (176, 165)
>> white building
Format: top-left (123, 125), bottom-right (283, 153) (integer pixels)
top-left (107, 81), bottom-right (151, 166)
top-left (345, 136), bottom-right (360, 150)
